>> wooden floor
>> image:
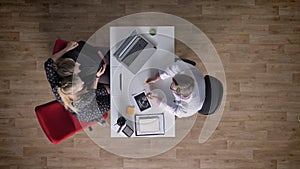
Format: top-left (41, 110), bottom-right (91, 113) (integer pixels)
top-left (0, 0), bottom-right (300, 168)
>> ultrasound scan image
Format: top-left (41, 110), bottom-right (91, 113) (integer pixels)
top-left (134, 92), bottom-right (151, 111)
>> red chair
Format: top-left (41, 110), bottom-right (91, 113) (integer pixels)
top-left (35, 100), bottom-right (95, 144)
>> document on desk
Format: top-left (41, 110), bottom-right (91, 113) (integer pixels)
top-left (135, 113), bottom-right (165, 136)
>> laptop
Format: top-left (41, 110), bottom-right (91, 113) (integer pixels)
top-left (113, 30), bottom-right (157, 74)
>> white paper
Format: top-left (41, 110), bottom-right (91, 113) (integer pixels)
top-left (139, 117), bottom-right (160, 133)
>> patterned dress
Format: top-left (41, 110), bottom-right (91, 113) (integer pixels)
top-left (73, 87), bottom-right (110, 122)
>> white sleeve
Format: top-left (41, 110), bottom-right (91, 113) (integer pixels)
top-left (158, 101), bottom-right (188, 118)
top-left (159, 60), bottom-right (191, 80)
top-left (159, 72), bottom-right (170, 80)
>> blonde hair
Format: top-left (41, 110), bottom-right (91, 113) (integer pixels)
top-left (54, 58), bottom-right (75, 77)
top-left (173, 74), bottom-right (195, 97)
top-left (57, 76), bottom-right (86, 113)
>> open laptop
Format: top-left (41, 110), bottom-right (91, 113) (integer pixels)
top-left (113, 30), bottom-right (157, 74)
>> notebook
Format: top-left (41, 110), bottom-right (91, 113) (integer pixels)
top-left (135, 113), bottom-right (165, 136)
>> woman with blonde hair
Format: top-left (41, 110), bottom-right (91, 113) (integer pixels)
top-left (57, 64), bottom-right (109, 122)
top-left (56, 75), bottom-right (85, 113)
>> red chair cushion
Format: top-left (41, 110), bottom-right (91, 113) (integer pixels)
top-left (52, 39), bottom-right (68, 55)
top-left (35, 100), bottom-right (97, 144)
top-left (35, 100), bottom-right (77, 144)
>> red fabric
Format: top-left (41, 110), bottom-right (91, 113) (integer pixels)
top-left (35, 101), bottom-right (77, 144)
top-left (103, 112), bottom-right (108, 120)
top-left (35, 100), bottom-right (96, 144)
top-left (52, 39), bottom-right (68, 55)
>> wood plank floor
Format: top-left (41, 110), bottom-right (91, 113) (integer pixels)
top-left (0, 0), bottom-right (299, 168)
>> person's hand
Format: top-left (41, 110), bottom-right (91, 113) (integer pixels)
top-left (145, 78), bottom-right (155, 85)
top-left (97, 50), bottom-right (107, 64)
top-left (96, 63), bottom-right (107, 78)
top-left (51, 41), bottom-right (78, 62)
top-left (144, 73), bottom-right (161, 85)
top-left (146, 92), bottom-right (161, 104)
top-left (93, 63), bottom-right (107, 89)
top-left (146, 92), bottom-right (153, 99)
top-left (65, 41), bottom-right (78, 52)
top-left (145, 76), bottom-right (160, 85)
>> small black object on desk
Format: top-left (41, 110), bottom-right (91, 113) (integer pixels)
top-left (116, 116), bottom-right (126, 133)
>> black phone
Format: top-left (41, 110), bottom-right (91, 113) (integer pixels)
top-left (122, 125), bottom-right (134, 137)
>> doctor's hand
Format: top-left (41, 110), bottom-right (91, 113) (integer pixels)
top-left (146, 92), bottom-right (161, 105)
top-left (144, 75), bottom-right (161, 86)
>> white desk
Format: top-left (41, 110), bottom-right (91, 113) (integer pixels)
top-left (110, 26), bottom-right (175, 137)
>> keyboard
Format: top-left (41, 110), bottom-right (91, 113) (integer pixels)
top-left (122, 37), bottom-right (148, 66)
top-left (113, 35), bottom-right (136, 60)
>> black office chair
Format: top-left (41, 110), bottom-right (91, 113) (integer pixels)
top-left (198, 75), bottom-right (223, 115)
top-left (176, 58), bottom-right (196, 66)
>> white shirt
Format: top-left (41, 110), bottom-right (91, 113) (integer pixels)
top-left (159, 60), bottom-right (205, 118)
